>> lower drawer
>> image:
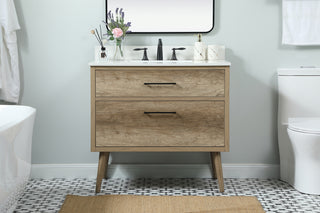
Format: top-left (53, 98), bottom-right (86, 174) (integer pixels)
top-left (95, 101), bottom-right (225, 147)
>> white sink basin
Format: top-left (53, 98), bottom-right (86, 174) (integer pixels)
top-left (130, 60), bottom-right (193, 63)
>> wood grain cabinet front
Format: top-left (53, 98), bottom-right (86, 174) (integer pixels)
top-left (95, 67), bottom-right (225, 97)
top-left (95, 101), bottom-right (225, 147)
top-left (91, 65), bottom-right (230, 193)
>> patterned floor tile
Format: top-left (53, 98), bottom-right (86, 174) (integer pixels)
top-left (12, 178), bottom-right (320, 213)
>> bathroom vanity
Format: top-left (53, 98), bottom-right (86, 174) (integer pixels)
top-left (90, 61), bottom-right (230, 193)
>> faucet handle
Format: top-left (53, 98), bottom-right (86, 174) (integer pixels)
top-left (133, 48), bottom-right (149, 61)
top-left (171, 47), bottom-right (186, 61)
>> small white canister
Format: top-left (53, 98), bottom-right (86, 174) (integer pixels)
top-left (208, 45), bottom-right (225, 61)
top-left (194, 42), bottom-right (206, 61)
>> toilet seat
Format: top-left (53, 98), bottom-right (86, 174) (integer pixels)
top-left (288, 118), bottom-right (320, 134)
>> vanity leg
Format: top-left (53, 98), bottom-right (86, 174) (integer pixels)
top-left (95, 152), bottom-right (109, 193)
top-left (212, 152), bottom-right (224, 192)
top-left (210, 152), bottom-right (217, 179)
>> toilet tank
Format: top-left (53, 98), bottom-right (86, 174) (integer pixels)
top-left (278, 68), bottom-right (320, 183)
top-left (278, 68), bottom-right (320, 124)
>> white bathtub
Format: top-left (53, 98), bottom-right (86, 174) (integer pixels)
top-left (0, 105), bottom-right (36, 213)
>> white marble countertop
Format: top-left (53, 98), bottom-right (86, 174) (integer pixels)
top-left (89, 60), bottom-right (231, 67)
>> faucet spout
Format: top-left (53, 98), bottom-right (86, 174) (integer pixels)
top-left (157, 39), bottom-right (163, 60)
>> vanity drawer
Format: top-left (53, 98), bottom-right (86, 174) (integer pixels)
top-left (95, 101), bottom-right (225, 147)
top-left (95, 68), bottom-right (225, 97)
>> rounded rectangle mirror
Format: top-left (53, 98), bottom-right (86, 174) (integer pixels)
top-left (106, 0), bottom-right (215, 33)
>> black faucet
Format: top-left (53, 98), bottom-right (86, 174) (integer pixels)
top-left (171, 48), bottom-right (186, 60)
top-left (133, 48), bottom-right (149, 61)
top-left (157, 39), bottom-right (163, 60)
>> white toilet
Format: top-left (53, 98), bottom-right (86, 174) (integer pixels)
top-left (278, 68), bottom-right (320, 195)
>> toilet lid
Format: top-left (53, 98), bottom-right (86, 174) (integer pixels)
top-left (288, 118), bottom-right (320, 134)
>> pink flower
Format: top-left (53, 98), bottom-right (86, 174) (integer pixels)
top-left (112, 28), bottom-right (123, 38)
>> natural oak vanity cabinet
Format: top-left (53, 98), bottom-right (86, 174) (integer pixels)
top-left (90, 63), bottom-right (230, 193)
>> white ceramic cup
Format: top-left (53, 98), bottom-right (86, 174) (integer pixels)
top-left (207, 45), bottom-right (225, 61)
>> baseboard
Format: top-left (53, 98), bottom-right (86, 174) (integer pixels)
top-left (31, 164), bottom-right (280, 179)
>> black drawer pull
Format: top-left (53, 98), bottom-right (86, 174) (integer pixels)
top-left (144, 112), bottom-right (177, 115)
top-left (144, 83), bottom-right (176, 86)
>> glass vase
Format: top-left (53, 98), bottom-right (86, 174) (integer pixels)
top-left (113, 38), bottom-right (125, 61)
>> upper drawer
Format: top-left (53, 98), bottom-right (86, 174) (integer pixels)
top-left (95, 67), bottom-right (225, 97)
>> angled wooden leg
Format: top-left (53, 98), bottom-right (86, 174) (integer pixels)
top-left (104, 153), bottom-right (110, 179)
top-left (95, 152), bottom-right (109, 193)
top-left (212, 152), bottom-right (224, 192)
top-left (210, 152), bottom-right (217, 179)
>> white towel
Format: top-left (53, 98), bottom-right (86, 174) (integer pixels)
top-left (282, 0), bottom-right (320, 45)
top-left (0, 0), bottom-right (21, 103)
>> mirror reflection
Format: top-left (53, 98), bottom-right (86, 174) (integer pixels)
top-left (106, 0), bottom-right (214, 33)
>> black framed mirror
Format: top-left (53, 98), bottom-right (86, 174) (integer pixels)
top-left (106, 0), bottom-right (215, 34)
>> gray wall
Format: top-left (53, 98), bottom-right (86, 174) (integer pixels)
top-left (15, 0), bottom-right (320, 165)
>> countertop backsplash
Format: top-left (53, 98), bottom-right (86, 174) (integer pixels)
top-left (97, 45), bottom-right (195, 61)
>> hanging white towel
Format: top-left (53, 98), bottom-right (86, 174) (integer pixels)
top-left (282, 0), bottom-right (320, 45)
top-left (0, 0), bottom-right (21, 103)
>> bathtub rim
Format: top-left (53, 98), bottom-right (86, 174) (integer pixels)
top-left (0, 105), bottom-right (36, 132)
